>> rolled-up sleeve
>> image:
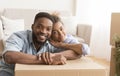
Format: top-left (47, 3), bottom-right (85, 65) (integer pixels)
top-left (64, 34), bottom-right (90, 55)
top-left (82, 43), bottom-right (90, 55)
top-left (2, 33), bottom-right (24, 55)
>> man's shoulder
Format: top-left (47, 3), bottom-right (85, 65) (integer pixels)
top-left (13, 30), bottom-right (31, 36)
top-left (14, 30), bottom-right (31, 34)
top-left (8, 30), bottom-right (32, 40)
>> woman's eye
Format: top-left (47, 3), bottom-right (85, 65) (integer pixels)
top-left (53, 31), bottom-right (57, 34)
top-left (60, 27), bottom-right (63, 31)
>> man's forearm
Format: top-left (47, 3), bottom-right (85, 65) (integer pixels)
top-left (4, 51), bottom-right (44, 64)
top-left (59, 43), bottom-right (83, 55)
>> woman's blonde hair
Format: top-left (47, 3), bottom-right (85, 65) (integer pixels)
top-left (51, 12), bottom-right (63, 24)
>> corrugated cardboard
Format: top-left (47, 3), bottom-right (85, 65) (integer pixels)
top-left (15, 57), bottom-right (106, 76)
top-left (110, 13), bottom-right (120, 45)
top-left (110, 46), bottom-right (116, 76)
top-left (110, 13), bottom-right (120, 76)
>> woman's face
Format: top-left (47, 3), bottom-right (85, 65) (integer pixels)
top-left (51, 22), bottom-right (66, 42)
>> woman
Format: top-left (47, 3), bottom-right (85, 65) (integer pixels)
top-left (50, 14), bottom-right (90, 58)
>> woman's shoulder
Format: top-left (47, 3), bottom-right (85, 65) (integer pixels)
top-left (66, 34), bottom-right (74, 38)
top-left (64, 34), bottom-right (79, 43)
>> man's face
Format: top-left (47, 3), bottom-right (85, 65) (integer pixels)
top-left (51, 22), bottom-right (66, 42)
top-left (32, 17), bottom-right (53, 43)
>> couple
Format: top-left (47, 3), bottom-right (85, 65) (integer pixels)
top-left (0, 12), bottom-right (90, 76)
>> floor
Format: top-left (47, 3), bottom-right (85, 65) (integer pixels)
top-left (89, 56), bottom-right (110, 76)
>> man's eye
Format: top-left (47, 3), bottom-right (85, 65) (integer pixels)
top-left (47, 27), bottom-right (52, 31)
top-left (36, 24), bottom-right (41, 29)
top-left (36, 26), bottom-right (41, 28)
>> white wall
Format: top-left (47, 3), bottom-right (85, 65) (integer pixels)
top-left (76, 0), bottom-right (120, 61)
top-left (76, 0), bottom-right (92, 24)
top-left (76, 0), bottom-right (111, 61)
top-left (90, 0), bottom-right (111, 61)
top-left (0, 0), bottom-right (75, 15)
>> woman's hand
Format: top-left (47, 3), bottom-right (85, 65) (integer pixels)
top-left (49, 39), bottom-right (63, 48)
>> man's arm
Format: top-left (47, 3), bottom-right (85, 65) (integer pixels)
top-left (4, 51), bottom-right (66, 65)
top-left (4, 51), bottom-right (44, 64)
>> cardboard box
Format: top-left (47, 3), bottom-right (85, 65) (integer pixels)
top-left (110, 13), bottom-right (120, 45)
top-left (110, 13), bottom-right (120, 76)
top-left (15, 57), bottom-right (106, 76)
top-left (110, 46), bottom-right (116, 76)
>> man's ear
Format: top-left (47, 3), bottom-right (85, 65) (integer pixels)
top-left (31, 24), bottom-right (34, 30)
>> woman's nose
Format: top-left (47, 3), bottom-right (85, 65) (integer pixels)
top-left (58, 31), bottom-right (63, 36)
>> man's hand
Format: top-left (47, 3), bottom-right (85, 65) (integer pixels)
top-left (37, 52), bottom-right (53, 65)
top-left (38, 52), bottom-right (66, 65)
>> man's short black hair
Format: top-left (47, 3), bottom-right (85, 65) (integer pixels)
top-left (34, 12), bottom-right (54, 23)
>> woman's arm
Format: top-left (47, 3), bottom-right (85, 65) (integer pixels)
top-left (59, 43), bottom-right (83, 55)
top-left (56, 50), bottom-right (81, 60)
top-left (50, 40), bottom-right (83, 55)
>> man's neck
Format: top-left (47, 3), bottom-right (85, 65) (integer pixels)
top-left (33, 39), bottom-right (43, 52)
top-left (34, 42), bottom-right (41, 52)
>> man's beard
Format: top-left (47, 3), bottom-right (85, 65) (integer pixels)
top-left (32, 32), bottom-right (48, 45)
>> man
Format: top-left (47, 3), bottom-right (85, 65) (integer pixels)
top-left (0, 12), bottom-right (82, 76)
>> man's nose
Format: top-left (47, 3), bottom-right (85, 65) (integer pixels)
top-left (40, 29), bottom-right (47, 33)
